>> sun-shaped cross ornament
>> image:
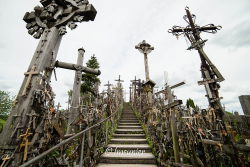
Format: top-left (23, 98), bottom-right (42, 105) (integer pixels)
top-left (23, 0), bottom-right (97, 38)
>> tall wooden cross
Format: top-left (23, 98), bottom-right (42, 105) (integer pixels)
top-left (0, 1), bottom-right (98, 165)
top-left (66, 48), bottom-right (85, 134)
top-left (169, 7), bottom-right (225, 119)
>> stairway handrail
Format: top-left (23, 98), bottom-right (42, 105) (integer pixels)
top-left (20, 109), bottom-right (120, 167)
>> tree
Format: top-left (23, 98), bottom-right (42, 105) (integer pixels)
top-left (186, 98), bottom-right (195, 109)
top-left (0, 90), bottom-right (13, 120)
top-left (81, 55), bottom-right (100, 96)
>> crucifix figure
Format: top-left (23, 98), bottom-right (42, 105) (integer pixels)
top-left (0, 1), bottom-right (98, 165)
top-left (135, 40), bottom-right (154, 81)
top-left (169, 7), bottom-right (224, 120)
top-left (135, 41), bottom-right (155, 106)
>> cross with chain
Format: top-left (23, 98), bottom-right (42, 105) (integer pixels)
top-left (168, 7), bottom-right (225, 117)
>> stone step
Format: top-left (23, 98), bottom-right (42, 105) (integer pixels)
top-left (115, 129), bottom-right (144, 134)
top-left (120, 118), bottom-right (137, 120)
top-left (121, 113), bottom-right (135, 116)
top-left (112, 134), bottom-right (145, 139)
top-left (105, 144), bottom-right (152, 153)
top-left (119, 123), bottom-right (141, 126)
top-left (120, 116), bottom-right (137, 118)
top-left (118, 126), bottom-right (142, 129)
top-left (121, 113), bottom-right (136, 115)
top-left (99, 152), bottom-right (156, 164)
top-left (110, 138), bottom-right (147, 144)
top-left (96, 163), bottom-right (157, 167)
top-left (119, 120), bottom-right (139, 123)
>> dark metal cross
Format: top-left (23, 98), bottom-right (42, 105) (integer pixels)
top-left (104, 81), bottom-right (112, 94)
top-left (115, 75), bottom-right (124, 89)
top-left (169, 7), bottom-right (225, 119)
top-left (115, 75), bottom-right (124, 83)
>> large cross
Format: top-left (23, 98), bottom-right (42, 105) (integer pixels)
top-left (169, 7), bottom-right (224, 118)
top-left (135, 40), bottom-right (154, 81)
top-left (0, 0), bottom-right (98, 164)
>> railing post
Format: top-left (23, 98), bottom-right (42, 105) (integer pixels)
top-left (105, 120), bottom-right (108, 145)
top-left (79, 133), bottom-right (85, 167)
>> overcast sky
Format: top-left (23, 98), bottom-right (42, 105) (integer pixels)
top-left (0, 0), bottom-right (250, 114)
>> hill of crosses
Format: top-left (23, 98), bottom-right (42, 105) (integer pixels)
top-left (0, 0), bottom-right (249, 167)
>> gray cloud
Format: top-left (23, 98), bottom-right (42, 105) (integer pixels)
top-left (0, 0), bottom-right (249, 114)
top-left (213, 20), bottom-right (250, 48)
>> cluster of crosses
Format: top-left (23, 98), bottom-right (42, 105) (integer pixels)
top-left (0, 1), bottom-right (249, 167)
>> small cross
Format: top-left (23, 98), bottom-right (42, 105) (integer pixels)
top-left (22, 66), bottom-right (39, 96)
top-left (115, 75), bottom-right (124, 83)
top-left (19, 128), bottom-right (32, 161)
top-left (104, 81), bottom-right (112, 93)
top-left (0, 154), bottom-right (11, 167)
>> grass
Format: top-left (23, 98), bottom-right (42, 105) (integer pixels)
top-left (0, 118), bottom-right (6, 132)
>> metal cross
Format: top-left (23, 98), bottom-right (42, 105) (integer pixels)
top-left (104, 81), bottom-right (112, 94)
top-left (115, 75), bottom-right (124, 83)
top-left (168, 7), bottom-right (225, 116)
top-left (22, 66), bottom-right (39, 96)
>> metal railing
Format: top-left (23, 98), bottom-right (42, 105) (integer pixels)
top-left (20, 108), bottom-right (121, 167)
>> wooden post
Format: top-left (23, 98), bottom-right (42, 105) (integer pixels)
top-left (105, 120), bottom-right (108, 145)
top-left (170, 109), bottom-right (181, 163)
top-left (79, 133), bottom-right (85, 167)
top-left (67, 48), bottom-right (85, 134)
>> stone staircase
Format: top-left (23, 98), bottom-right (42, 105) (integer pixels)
top-left (96, 105), bottom-right (157, 167)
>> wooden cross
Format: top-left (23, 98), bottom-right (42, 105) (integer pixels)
top-left (104, 81), bottom-right (112, 94)
top-left (115, 75), bottom-right (124, 91)
top-left (19, 128), bottom-right (32, 161)
top-left (22, 66), bottom-right (39, 96)
top-left (169, 7), bottom-right (224, 114)
top-left (130, 76), bottom-right (140, 99)
top-left (115, 75), bottom-right (124, 83)
top-left (0, 154), bottom-right (11, 167)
